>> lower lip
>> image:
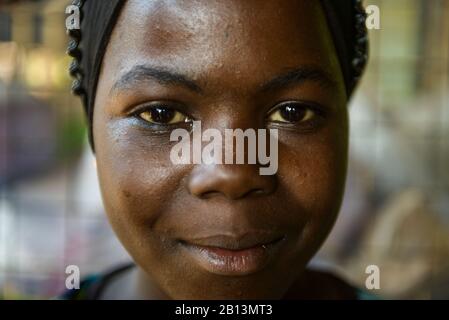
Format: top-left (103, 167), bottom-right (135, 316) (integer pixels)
top-left (180, 238), bottom-right (284, 276)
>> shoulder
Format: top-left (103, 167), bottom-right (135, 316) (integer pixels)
top-left (57, 263), bottom-right (135, 300)
top-left (57, 264), bottom-right (379, 300)
top-left (57, 274), bottom-right (102, 300)
top-left (283, 268), bottom-right (379, 300)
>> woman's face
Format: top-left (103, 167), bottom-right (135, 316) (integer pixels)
top-left (93, 0), bottom-right (348, 299)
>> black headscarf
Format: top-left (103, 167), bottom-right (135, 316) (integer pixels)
top-left (67, 0), bottom-right (368, 150)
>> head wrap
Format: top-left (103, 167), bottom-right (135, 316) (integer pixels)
top-left (67, 0), bottom-right (368, 150)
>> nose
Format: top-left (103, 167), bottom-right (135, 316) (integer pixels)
top-left (188, 164), bottom-right (277, 200)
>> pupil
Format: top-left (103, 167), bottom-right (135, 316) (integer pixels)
top-left (280, 105), bottom-right (305, 122)
top-left (151, 107), bottom-right (175, 123)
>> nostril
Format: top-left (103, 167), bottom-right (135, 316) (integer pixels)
top-left (228, 188), bottom-right (268, 200)
top-left (198, 188), bottom-right (266, 200)
top-left (188, 164), bottom-right (277, 200)
top-left (200, 191), bottom-right (221, 199)
top-left (243, 188), bottom-right (267, 198)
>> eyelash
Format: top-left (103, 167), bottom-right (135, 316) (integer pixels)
top-left (129, 102), bottom-right (192, 131)
top-left (266, 101), bottom-right (327, 131)
top-left (130, 101), bottom-right (327, 131)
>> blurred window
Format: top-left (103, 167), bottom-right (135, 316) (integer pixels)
top-left (0, 12), bottom-right (12, 42)
top-left (33, 13), bottom-right (43, 44)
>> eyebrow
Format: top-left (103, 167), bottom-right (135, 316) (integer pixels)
top-left (110, 64), bottom-right (337, 96)
top-left (110, 65), bottom-right (203, 95)
top-left (259, 66), bottom-right (338, 93)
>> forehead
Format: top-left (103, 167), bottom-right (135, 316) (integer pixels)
top-left (102, 0), bottom-right (342, 92)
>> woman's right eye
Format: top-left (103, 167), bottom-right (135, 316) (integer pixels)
top-left (138, 106), bottom-right (190, 125)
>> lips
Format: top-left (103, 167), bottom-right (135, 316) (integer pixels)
top-left (179, 233), bottom-right (286, 276)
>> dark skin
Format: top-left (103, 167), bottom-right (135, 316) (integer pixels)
top-left (93, 0), bottom-right (349, 299)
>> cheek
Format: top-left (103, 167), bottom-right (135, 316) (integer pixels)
top-left (277, 119), bottom-right (349, 241)
top-left (93, 117), bottom-right (189, 247)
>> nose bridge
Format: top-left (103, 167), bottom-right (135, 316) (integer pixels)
top-left (207, 102), bottom-right (259, 131)
top-left (188, 162), bottom-right (277, 200)
top-left (199, 108), bottom-right (259, 164)
top-left (188, 106), bottom-right (277, 200)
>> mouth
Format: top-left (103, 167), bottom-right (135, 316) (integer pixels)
top-left (178, 233), bottom-right (286, 276)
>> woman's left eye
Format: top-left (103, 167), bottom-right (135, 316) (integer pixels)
top-left (138, 106), bottom-right (190, 125)
top-left (267, 103), bottom-right (316, 124)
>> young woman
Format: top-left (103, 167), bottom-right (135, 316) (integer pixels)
top-left (64, 0), bottom-right (369, 299)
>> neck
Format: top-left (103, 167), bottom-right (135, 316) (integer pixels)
top-left (133, 266), bottom-right (171, 300)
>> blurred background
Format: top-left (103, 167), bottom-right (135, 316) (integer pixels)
top-left (0, 0), bottom-right (448, 299)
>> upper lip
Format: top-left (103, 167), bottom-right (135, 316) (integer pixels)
top-left (179, 232), bottom-right (285, 251)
